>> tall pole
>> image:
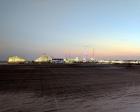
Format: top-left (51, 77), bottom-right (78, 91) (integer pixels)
top-left (92, 48), bottom-right (94, 59)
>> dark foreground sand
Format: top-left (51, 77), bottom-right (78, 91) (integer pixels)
top-left (0, 64), bottom-right (140, 112)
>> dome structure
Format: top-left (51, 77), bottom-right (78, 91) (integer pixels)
top-left (35, 55), bottom-right (52, 63)
top-left (64, 58), bottom-right (74, 64)
top-left (64, 57), bottom-right (81, 64)
top-left (8, 56), bottom-right (26, 63)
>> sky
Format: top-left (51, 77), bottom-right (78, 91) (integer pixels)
top-left (1, 0), bottom-right (140, 60)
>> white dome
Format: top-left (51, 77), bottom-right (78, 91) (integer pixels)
top-left (35, 55), bottom-right (52, 62)
top-left (8, 56), bottom-right (26, 63)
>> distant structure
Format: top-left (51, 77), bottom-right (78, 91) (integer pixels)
top-left (52, 58), bottom-right (64, 64)
top-left (74, 57), bottom-right (80, 63)
top-left (64, 57), bottom-right (82, 64)
top-left (64, 58), bottom-right (74, 64)
top-left (89, 58), bottom-right (94, 62)
top-left (91, 48), bottom-right (94, 60)
top-left (83, 46), bottom-right (95, 62)
top-left (35, 55), bottom-right (52, 63)
top-left (8, 56), bottom-right (26, 63)
top-left (82, 58), bottom-right (87, 63)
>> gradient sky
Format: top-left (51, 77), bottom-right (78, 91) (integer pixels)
top-left (1, 0), bottom-right (140, 60)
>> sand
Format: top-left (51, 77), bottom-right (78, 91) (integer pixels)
top-left (0, 64), bottom-right (140, 112)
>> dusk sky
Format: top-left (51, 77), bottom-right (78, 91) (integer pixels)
top-left (1, 0), bottom-right (140, 60)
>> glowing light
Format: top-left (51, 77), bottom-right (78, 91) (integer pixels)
top-left (74, 57), bottom-right (79, 62)
top-left (64, 58), bottom-right (74, 64)
top-left (8, 56), bottom-right (26, 63)
top-left (89, 58), bottom-right (94, 62)
top-left (35, 55), bottom-right (52, 63)
top-left (83, 58), bottom-right (86, 62)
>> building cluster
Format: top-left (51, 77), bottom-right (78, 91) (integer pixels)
top-left (7, 55), bottom-right (140, 64)
top-left (8, 56), bottom-right (26, 63)
top-left (97, 60), bottom-right (140, 64)
top-left (8, 55), bottom-right (95, 64)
